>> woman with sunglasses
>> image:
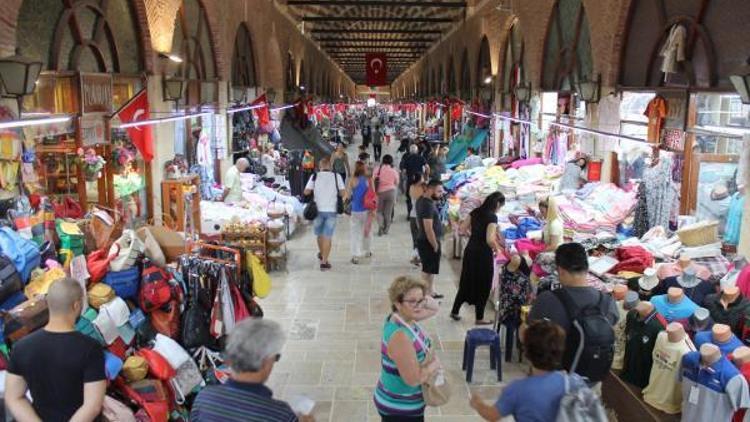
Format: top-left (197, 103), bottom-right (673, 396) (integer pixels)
top-left (374, 276), bottom-right (441, 422)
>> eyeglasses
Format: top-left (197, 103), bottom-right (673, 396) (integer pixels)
top-left (400, 298), bottom-right (426, 307)
top-left (274, 354), bottom-right (282, 363)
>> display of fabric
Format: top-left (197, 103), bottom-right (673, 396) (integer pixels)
top-left (679, 351), bottom-right (750, 422)
top-left (611, 246), bottom-right (654, 274)
top-left (642, 331), bottom-right (695, 414)
top-left (622, 310), bottom-right (666, 388)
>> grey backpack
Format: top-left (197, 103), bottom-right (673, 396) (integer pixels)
top-left (555, 373), bottom-right (608, 422)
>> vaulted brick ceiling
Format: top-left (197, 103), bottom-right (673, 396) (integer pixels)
top-left (284, 0), bottom-right (466, 84)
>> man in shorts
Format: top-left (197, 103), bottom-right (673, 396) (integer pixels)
top-left (304, 158), bottom-right (345, 271)
top-left (416, 179), bottom-right (445, 298)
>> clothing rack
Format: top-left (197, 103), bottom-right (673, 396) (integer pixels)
top-left (193, 241), bottom-right (241, 279)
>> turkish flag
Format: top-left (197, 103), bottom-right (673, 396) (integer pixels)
top-left (251, 94), bottom-right (270, 127)
top-left (116, 89), bottom-right (153, 162)
top-left (365, 53), bottom-right (387, 86)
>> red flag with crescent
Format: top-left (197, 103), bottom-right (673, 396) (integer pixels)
top-left (365, 53), bottom-right (387, 86)
top-left (116, 89), bottom-right (153, 162)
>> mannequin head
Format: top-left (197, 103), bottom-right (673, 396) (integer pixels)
top-left (700, 343), bottom-right (722, 366)
top-left (723, 286), bottom-right (740, 299)
top-left (733, 346), bottom-right (750, 366)
top-left (666, 322), bottom-right (686, 343)
top-left (635, 301), bottom-right (655, 318)
top-left (613, 285), bottom-right (628, 301)
top-left (667, 287), bottom-right (685, 303)
top-left (678, 254), bottom-right (692, 270)
top-left (712, 323), bottom-right (732, 343)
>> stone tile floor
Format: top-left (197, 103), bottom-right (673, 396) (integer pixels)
top-left (259, 144), bottom-right (524, 421)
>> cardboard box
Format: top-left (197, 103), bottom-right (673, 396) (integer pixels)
top-left (136, 225), bottom-right (186, 263)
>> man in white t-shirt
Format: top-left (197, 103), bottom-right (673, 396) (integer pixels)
top-left (223, 158), bottom-right (249, 203)
top-left (304, 158), bottom-right (345, 271)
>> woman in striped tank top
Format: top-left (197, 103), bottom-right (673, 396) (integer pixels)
top-left (374, 276), bottom-right (441, 421)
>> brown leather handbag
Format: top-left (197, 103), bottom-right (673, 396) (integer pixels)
top-left (3, 298), bottom-right (49, 344)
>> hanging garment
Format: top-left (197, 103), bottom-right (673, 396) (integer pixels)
top-left (643, 157), bottom-right (677, 230)
top-left (659, 24), bottom-right (687, 78)
top-left (724, 193), bottom-right (745, 246)
top-left (644, 96), bottom-right (668, 143)
top-left (633, 183), bottom-right (650, 238)
top-left (622, 310), bottom-right (666, 388)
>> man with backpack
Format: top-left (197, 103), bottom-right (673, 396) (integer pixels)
top-left (528, 242), bottom-right (619, 391)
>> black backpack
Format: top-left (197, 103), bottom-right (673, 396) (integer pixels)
top-left (553, 289), bottom-right (615, 383)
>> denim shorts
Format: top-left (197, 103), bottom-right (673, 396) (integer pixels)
top-left (313, 212), bottom-right (338, 237)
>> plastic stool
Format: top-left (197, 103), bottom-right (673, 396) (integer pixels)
top-left (462, 328), bottom-right (502, 383)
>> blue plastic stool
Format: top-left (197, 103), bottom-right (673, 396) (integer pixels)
top-left (502, 321), bottom-right (523, 363)
top-left (462, 328), bottom-right (502, 383)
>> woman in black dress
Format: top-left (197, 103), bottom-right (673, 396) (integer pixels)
top-left (450, 192), bottom-right (506, 324)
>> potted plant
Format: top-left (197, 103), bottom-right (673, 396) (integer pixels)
top-left (75, 148), bottom-right (106, 181)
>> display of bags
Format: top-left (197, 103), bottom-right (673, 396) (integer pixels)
top-left (136, 348), bottom-right (176, 380)
top-left (151, 300), bottom-right (180, 339)
top-left (75, 308), bottom-right (105, 345)
top-left (87, 247), bottom-right (116, 284)
top-left (122, 356), bottom-right (149, 382)
top-left (104, 351), bottom-right (124, 380)
top-left (88, 283), bottom-right (116, 309)
top-left (108, 230), bottom-right (144, 271)
top-left (55, 220), bottom-right (85, 256)
top-left (136, 227), bottom-right (167, 268)
top-left (0, 227), bottom-right (41, 282)
top-left (53, 197), bottom-right (84, 219)
top-left (139, 260), bottom-right (173, 312)
top-left (2, 297), bottom-right (49, 344)
top-left (115, 378), bottom-right (170, 422)
top-left (103, 266), bottom-right (141, 300)
top-left (0, 255), bottom-right (23, 304)
top-left (171, 358), bottom-right (205, 404)
top-left (24, 267), bottom-right (65, 299)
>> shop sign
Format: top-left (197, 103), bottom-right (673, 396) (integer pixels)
top-left (658, 89), bottom-right (688, 131)
top-left (80, 73), bottom-right (113, 114)
top-left (81, 115), bottom-right (107, 146)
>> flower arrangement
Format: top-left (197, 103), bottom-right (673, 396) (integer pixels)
top-left (75, 148), bottom-right (106, 181)
top-left (112, 146), bottom-right (135, 174)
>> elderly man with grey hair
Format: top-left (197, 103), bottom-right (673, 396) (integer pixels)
top-left (223, 157), bottom-right (250, 203)
top-left (191, 319), bottom-right (314, 422)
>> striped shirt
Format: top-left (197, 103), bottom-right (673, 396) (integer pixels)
top-left (190, 380), bottom-right (297, 422)
top-left (373, 314), bottom-right (430, 417)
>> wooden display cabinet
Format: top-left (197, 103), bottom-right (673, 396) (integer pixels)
top-left (161, 175), bottom-right (201, 234)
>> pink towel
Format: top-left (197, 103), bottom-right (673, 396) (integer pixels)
top-left (510, 157), bottom-right (543, 169)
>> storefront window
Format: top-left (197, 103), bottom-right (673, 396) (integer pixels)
top-left (693, 94), bottom-right (749, 154)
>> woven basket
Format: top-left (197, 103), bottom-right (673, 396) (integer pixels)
top-left (677, 220), bottom-right (719, 247)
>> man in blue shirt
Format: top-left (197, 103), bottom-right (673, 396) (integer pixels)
top-left (469, 320), bottom-right (567, 421)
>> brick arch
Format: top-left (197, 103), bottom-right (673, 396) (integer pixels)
top-left (2, 0), bottom-right (155, 72)
top-left (262, 24), bottom-right (284, 91)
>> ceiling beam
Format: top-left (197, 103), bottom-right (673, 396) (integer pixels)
top-left (311, 28), bottom-right (443, 35)
top-left (302, 16), bottom-right (454, 23)
top-left (314, 37), bottom-right (437, 43)
top-left (288, 0), bottom-right (466, 7)
top-left (322, 44), bottom-right (430, 49)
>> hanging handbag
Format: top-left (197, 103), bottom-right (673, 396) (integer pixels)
top-left (171, 358), bottom-right (205, 405)
top-left (181, 274), bottom-right (212, 349)
top-left (153, 333), bottom-right (192, 370)
top-left (108, 230), bottom-right (144, 272)
top-left (139, 261), bottom-right (173, 312)
top-left (249, 255), bottom-right (271, 298)
top-left (303, 200), bottom-right (318, 221)
top-left (151, 300), bottom-right (180, 339)
top-left (136, 348), bottom-right (176, 381)
top-left (392, 314), bottom-right (451, 406)
top-left (2, 297), bottom-right (49, 344)
top-left (231, 281), bottom-right (250, 322)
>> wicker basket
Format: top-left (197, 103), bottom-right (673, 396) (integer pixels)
top-left (677, 220), bottom-right (719, 247)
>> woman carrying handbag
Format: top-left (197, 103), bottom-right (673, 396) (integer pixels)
top-left (374, 276), bottom-right (448, 422)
